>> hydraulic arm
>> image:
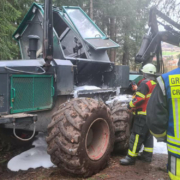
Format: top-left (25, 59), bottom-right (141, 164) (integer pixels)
top-left (135, 7), bottom-right (180, 73)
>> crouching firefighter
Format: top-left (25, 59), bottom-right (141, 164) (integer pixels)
top-left (120, 63), bottom-right (157, 165)
top-left (147, 67), bottom-right (180, 180)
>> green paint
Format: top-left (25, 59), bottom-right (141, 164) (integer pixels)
top-left (10, 75), bottom-right (54, 114)
top-left (129, 74), bottom-right (143, 84)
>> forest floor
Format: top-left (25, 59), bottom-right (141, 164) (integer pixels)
top-left (0, 145), bottom-right (169, 180)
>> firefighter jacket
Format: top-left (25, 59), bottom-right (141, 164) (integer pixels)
top-left (128, 78), bottom-right (156, 115)
top-left (137, 78), bottom-right (145, 86)
top-left (147, 67), bottom-right (180, 159)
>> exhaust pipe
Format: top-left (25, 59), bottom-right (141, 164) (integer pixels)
top-left (28, 35), bottom-right (40, 59)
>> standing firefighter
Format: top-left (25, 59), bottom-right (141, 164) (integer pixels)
top-left (147, 68), bottom-right (180, 180)
top-left (120, 63), bottom-right (157, 165)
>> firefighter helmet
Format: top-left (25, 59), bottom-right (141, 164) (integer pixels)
top-left (141, 63), bottom-right (156, 74)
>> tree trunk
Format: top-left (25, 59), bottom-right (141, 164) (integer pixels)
top-left (122, 18), bottom-right (129, 65)
top-left (110, 17), bottom-right (116, 62)
top-left (110, 0), bottom-right (116, 62)
top-left (90, 0), bottom-right (93, 20)
top-left (102, 11), bottom-right (105, 33)
top-left (122, 41), bottom-right (129, 65)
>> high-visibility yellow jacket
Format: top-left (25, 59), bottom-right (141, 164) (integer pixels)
top-left (147, 68), bottom-right (180, 159)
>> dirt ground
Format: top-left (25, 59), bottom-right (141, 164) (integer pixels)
top-left (0, 144), bottom-right (169, 180)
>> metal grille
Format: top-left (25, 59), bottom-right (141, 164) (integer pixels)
top-left (34, 77), bottom-right (52, 108)
top-left (10, 75), bottom-right (54, 114)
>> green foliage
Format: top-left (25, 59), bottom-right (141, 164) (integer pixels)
top-left (13, 0), bottom-right (35, 22)
top-left (89, 0), bottom-right (150, 67)
top-left (163, 51), bottom-right (179, 56)
top-left (52, 0), bottom-right (88, 7)
top-left (116, 0), bottom-right (150, 66)
top-left (0, 0), bottom-right (21, 60)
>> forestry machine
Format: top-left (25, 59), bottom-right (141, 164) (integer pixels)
top-left (0, 0), bottom-right (131, 177)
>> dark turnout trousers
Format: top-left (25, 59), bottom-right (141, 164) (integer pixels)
top-left (128, 115), bottom-right (153, 159)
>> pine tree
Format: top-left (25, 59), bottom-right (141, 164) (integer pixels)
top-left (0, 0), bottom-right (21, 60)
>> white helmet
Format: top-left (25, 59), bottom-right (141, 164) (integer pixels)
top-left (141, 63), bottom-right (156, 74)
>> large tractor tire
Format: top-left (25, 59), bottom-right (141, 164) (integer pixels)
top-left (46, 98), bottom-right (114, 177)
top-left (111, 100), bottom-right (132, 152)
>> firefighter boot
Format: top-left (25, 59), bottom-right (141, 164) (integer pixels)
top-left (137, 152), bottom-right (152, 162)
top-left (120, 156), bottom-right (136, 165)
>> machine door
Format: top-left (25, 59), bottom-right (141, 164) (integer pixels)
top-left (63, 6), bottom-right (119, 50)
top-left (10, 75), bottom-right (54, 114)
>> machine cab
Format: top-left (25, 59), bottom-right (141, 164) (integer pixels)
top-left (13, 3), bottom-right (119, 62)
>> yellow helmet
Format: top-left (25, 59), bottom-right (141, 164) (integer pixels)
top-left (141, 63), bottom-right (156, 74)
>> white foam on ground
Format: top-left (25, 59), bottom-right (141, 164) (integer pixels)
top-left (8, 132), bottom-right (55, 171)
top-left (7, 127), bottom-right (167, 172)
top-left (106, 95), bottom-right (132, 105)
top-left (140, 137), bottom-right (168, 154)
top-left (153, 137), bottom-right (168, 154)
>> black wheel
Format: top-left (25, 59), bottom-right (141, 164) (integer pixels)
top-left (46, 98), bottom-right (114, 177)
top-left (111, 100), bottom-right (133, 152)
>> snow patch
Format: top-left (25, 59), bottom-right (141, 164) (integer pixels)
top-left (74, 85), bottom-right (101, 98)
top-left (8, 132), bottom-right (55, 171)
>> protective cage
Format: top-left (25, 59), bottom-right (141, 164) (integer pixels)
top-left (10, 74), bottom-right (54, 114)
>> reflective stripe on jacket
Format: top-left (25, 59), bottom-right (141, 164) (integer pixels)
top-left (128, 79), bottom-right (156, 115)
top-left (160, 68), bottom-right (180, 158)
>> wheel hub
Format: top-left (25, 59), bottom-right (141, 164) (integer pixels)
top-left (85, 118), bottom-right (110, 160)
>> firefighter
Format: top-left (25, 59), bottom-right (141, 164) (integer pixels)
top-left (123, 81), bottom-right (137, 94)
top-left (131, 81), bottom-right (138, 92)
top-left (147, 68), bottom-right (180, 180)
top-left (120, 63), bottom-right (157, 165)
